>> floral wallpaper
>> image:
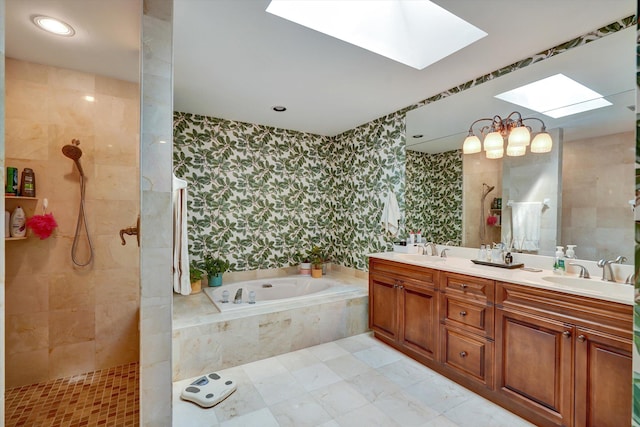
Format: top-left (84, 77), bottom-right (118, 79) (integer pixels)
top-left (173, 114), bottom-right (334, 270)
top-left (405, 150), bottom-right (462, 245)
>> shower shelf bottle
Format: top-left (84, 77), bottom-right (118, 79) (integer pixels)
top-left (553, 246), bottom-right (565, 275)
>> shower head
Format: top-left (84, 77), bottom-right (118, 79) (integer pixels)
top-left (62, 139), bottom-right (85, 177)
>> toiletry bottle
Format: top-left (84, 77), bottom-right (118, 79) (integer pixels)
top-left (10, 206), bottom-right (26, 238)
top-left (477, 244), bottom-right (486, 261)
top-left (553, 246), bottom-right (565, 274)
top-left (19, 168), bottom-right (36, 197)
top-left (566, 245), bottom-right (576, 259)
top-left (409, 230), bottom-right (415, 245)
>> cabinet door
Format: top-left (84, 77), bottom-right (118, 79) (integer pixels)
top-left (574, 327), bottom-right (632, 427)
top-left (369, 273), bottom-right (398, 341)
top-left (496, 308), bottom-right (573, 427)
top-left (399, 281), bottom-right (438, 360)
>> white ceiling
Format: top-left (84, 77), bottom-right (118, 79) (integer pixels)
top-left (4, 0), bottom-right (636, 138)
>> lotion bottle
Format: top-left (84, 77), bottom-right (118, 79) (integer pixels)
top-left (10, 206), bottom-right (26, 238)
top-left (553, 246), bottom-right (565, 274)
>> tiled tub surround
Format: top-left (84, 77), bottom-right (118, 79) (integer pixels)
top-left (172, 266), bottom-right (369, 381)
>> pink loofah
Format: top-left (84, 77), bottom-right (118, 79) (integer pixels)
top-left (26, 213), bottom-right (58, 239)
top-left (486, 215), bottom-right (498, 226)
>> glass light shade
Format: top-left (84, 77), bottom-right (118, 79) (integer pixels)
top-left (483, 132), bottom-right (504, 151)
top-left (530, 132), bottom-right (553, 153)
top-left (506, 144), bottom-right (526, 156)
top-left (462, 135), bottom-right (481, 154)
top-left (485, 147), bottom-right (504, 159)
top-left (507, 126), bottom-right (530, 146)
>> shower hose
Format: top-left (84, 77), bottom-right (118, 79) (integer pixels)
top-left (71, 174), bottom-right (94, 266)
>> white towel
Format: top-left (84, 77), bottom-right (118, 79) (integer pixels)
top-left (173, 174), bottom-right (191, 295)
top-left (511, 202), bottom-right (542, 251)
top-left (380, 191), bottom-right (401, 236)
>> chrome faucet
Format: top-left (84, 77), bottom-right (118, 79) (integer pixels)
top-left (625, 272), bottom-right (635, 285)
top-left (569, 263), bottom-right (590, 279)
top-left (233, 288), bottom-right (243, 304)
top-left (597, 259), bottom-right (615, 282)
top-left (597, 256), bottom-right (626, 282)
top-left (423, 242), bottom-right (438, 256)
top-left (440, 248), bottom-right (450, 258)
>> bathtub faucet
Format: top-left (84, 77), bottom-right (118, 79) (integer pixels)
top-left (233, 288), bottom-right (243, 304)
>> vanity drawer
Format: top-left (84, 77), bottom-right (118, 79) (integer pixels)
top-left (442, 272), bottom-right (494, 305)
top-left (441, 325), bottom-right (494, 389)
top-left (442, 295), bottom-right (494, 339)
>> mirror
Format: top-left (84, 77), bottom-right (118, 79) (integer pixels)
top-left (405, 25), bottom-right (635, 261)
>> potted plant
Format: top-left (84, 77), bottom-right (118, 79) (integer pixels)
top-left (189, 261), bottom-right (204, 294)
top-left (309, 246), bottom-right (324, 278)
top-left (203, 256), bottom-right (230, 287)
top-left (295, 251), bottom-right (312, 276)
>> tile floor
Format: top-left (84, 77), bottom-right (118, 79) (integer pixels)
top-left (5, 362), bottom-right (139, 427)
top-left (173, 333), bottom-right (535, 427)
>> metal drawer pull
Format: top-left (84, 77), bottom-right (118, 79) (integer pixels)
top-left (459, 311), bottom-right (467, 317)
top-left (577, 335), bottom-right (586, 342)
top-left (563, 331), bottom-right (571, 338)
top-left (459, 351), bottom-right (467, 358)
top-left (460, 284), bottom-right (469, 290)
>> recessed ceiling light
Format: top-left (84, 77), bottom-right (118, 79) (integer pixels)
top-left (412, 134), bottom-right (424, 139)
top-left (83, 95), bottom-right (95, 102)
top-left (32, 15), bottom-right (75, 37)
top-left (266, 0), bottom-right (486, 70)
top-left (272, 106), bottom-right (287, 112)
top-left (494, 73), bottom-right (612, 119)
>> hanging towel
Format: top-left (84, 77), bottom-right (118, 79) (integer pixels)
top-left (511, 201), bottom-right (542, 251)
top-left (173, 174), bottom-right (191, 295)
top-left (380, 191), bottom-right (401, 236)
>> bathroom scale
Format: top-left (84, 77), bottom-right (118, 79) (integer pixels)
top-left (180, 372), bottom-right (237, 408)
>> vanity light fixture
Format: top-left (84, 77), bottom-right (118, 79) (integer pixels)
top-left (31, 15), bottom-right (75, 37)
top-left (462, 111), bottom-right (552, 159)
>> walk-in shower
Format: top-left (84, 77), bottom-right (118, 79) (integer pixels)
top-left (62, 138), bottom-right (94, 266)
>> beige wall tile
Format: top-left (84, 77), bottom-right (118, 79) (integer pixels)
top-left (49, 308), bottom-right (96, 346)
top-left (49, 272), bottom-right (96, 310)
top-left (6, 312), bottom-right (49, 353)
top-left (49, 341), bottom-right (96, 379)
top-left (5, 273), bottom-right (50, 315)
top-left (5, 350), bottom-right (49, 387)
top-left (95, 302), bottom-right (139, 369)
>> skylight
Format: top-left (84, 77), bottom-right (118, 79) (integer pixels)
top-left (494, 74), bottom-right (612, 119)
top-left (265, 0), bottom-right (486, 70)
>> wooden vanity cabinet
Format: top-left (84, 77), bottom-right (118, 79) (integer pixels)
top-left (496, 281), bottom-right (632, 427)
top-left (369, 258), bottom-right (439, 362)
top-left (440, 272), bottom-right (495, 389)
top-left (368, 259), bottom-right (633, 427)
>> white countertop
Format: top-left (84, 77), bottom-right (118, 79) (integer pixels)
top-left (369, 251), bottom-right (634, 306)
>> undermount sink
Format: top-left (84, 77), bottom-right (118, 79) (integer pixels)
top-left (541, 275), bottom-right (633, 299)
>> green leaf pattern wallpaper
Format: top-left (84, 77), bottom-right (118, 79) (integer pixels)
top-left (405, 150), bottom-right (462, 245)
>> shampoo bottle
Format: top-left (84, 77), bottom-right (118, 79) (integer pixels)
top-left (553, 246), bottom-right (565, 274)
top-left (10, 206), bottom-right (26, 238)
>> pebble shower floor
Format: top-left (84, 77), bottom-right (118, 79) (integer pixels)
top-left (5, 362), bottom-right (138, 426)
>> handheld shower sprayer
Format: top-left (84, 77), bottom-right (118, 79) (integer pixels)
top-left (62, 139), bottom-right (85, 177)
top-left (62, 138), bottom-right (93, 266)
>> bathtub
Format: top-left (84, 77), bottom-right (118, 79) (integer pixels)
top-left (203, 276), bottom-right (360, 312)
top-left (173, 270), bottom-right (369, 381)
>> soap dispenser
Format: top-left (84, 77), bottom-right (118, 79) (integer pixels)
top-left (553, 246), bottom-right (565, 274)
top-left (566, 245), bottom-right (576, 259)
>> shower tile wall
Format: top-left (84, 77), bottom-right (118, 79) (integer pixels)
top-left (4, 58), bottom-right (140, 387)
top-left (562, 131), bottom-right (634, 261)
